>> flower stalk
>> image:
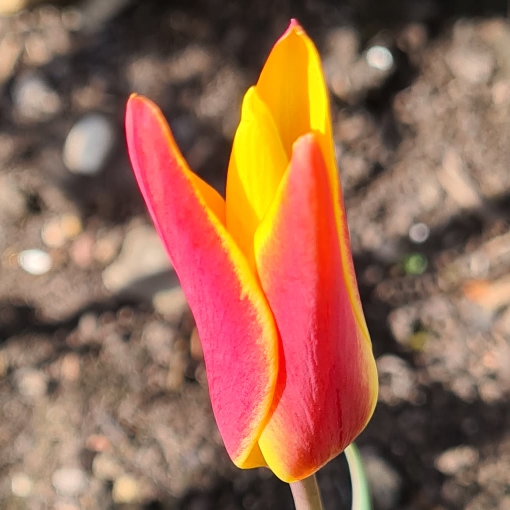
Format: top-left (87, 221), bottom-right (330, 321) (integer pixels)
top-left (290, 474), bottom-right (324, 510)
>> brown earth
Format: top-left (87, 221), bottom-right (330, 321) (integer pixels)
top-left (0, 1), bottom-right (509, 509)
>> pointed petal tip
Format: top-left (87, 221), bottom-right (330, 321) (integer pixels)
top-left (279, 18), bottom-right (304, 41)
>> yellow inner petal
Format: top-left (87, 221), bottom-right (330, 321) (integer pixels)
top-left (225, 86), bottom-right (288, 269)
top-left (255, 23), bottom-right (335, 169)
top-left (255, 23), bottom-right (370, 342)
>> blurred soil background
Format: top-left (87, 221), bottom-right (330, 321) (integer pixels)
top-left (0, 0), bottom-right (509, 509)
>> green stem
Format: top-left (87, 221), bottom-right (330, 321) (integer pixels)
top-left (290, 474), bottom-right (324, 510)
top-left (345, 443), bottom-right (372, 510)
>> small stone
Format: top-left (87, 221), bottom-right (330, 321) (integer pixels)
top-left (112, 475), bottom-right (141, 504)
top-left (24, 32), bottom-right (52, 66)
top-left (60, 353), bottom-right (80, 382)
top-left (69, 233), bottom-right (94, 268)
top-left (61, 8), bottom-right (83, 32)
top-left (93, 233), bottom-right (119, 265)
top-left (60, 214), bottom-right (83, 239)
top-left (366, 46), bottom-right (394, 71)
top-left (78, 313), bottom-right (98, 339)
top-left (439, 148), bottom-right (483, 210)
top-left (0, 34), bottom-right (22, 84)
top-left (409, 223), bottom-right (430, 244)
top-left (0, 175), bottom-right (27, 221)
top-left (362, 449), bottom-right (402, 510)
top-left (377, 355), bottom-right (416, 405)
top-left (325, 27), bottom-right (359, 65)
top-left (492, 81), bottom-right (510, 105)
top-left (152, 287), bottom-right (188, 321)
top-left (143, 321), bottom-right (175, 366)
top-left (435, 446), bottom-right (479, 475)
top-left (13, 72), bottom-right (61, 121)
top-left (41, 219), bottom-right (66, 248)
top-left (190, 327), bottom-right (203, 361)
top-left (0, 351), bottom-right (8, 378)
top-left (167, 353), bottom-right (187, 391)
top-left (85, 434), bottom-right (111, 452)
top-left (42, 214), bottom-right (82, 248)
top-left (92, 453), bottom-right (123, 481)
top-left (16, 368), bottom-right (48, 398)
top-left (63, 113), bottom-right (115, 175)
top-left (18, 249), bottom-right (52, 275)
top-left (52, 468), bottom-right (87, 496)
top-left (398, 23), bottom-right (428, 52)
top-left (446, 47), bottom-right (494, 85)
top-left (102, 225), bottom-right (172, 294)
top-left (54, 502), bottom-right (80, 510)
top-left (11, 473), bottom-right (33, 498)
top-left (0, 0), bottom-right (30, 15)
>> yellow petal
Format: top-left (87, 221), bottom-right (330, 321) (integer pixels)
top-left (225, 86), bottom-right (288, 269)
top-left (256, 20), bottom-right (335, 168)
top-left (256, 21), bottom-right (369, 341)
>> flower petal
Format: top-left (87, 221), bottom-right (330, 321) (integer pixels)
top-left (254, 133), bottom-right (378, 482)
top-left (226, 87), bottom-right (288, 268)
top-left (257, 19), bottom-right (369, 341)
top-left (256, 20), bottom-right (334, 165)
top-left (126, 94), bottom-right (278, 468)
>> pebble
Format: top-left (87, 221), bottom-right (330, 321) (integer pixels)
top-left (24, 31), bottom-right (52, 66)
top-left (167, 353), bottom-right (187, 391)
top-left (16, 368), bottom-right (48, 398)
top-left (0, 0), bottom-right (34, 15)
top-left (18, 249), bottom-right (52, 275)
top-left (93, 232), bottom-right (120, 265)
top-left (63, 113), bottom-right (115, 175)
top-left (377, 355), bottom-right (416, 405)
top-left (0, 351), bottom-right (8, 378)
top-left (190, 327), bottom-right (203, 361)
top-left (52, 468), bottom-right (88, 496)
top-left (435, 446), bottom-right (479, 475)
top-left (13, 72), bottom-right (61, 121)
top-left (41, 219), bottom-right (66, 248)
top-left (0, 175), bottom-right (27, 221)
top-left (85, 434), bottom-right (111, 453)
top-left (54, 502), bottom-right (80, 510)
top-left (60, 214), bottom-right (83, 238)
top-left (142, 321), bottom-right (175, 366)
top-left (446, 47), bottom-right (495, 85)
top-left (11, 473), bottom-right (33, 498)
top-left (409, 222), bottom-right (430, 244)
top-left (326, 27), bottom-right (359, 66)
top-left (112, 475), bottom-right (141, 504)
top-left (60, 352), bottom-right (80, 382)
top-left (492, 80), bottom-right (510, 105)
top-left (78, 312), bottom-right (98, 339)
top-left (69, 233), bottom-right (94, 268)
top-left (92, 453), bottom-right (123, 481)
top-left (152, 287), bottom-right (188, 321)
top-left (362, 449), bottom-right (402, 510)
top-left (41, 213), bottom-right (83, 248)
top-left (366, 46), bottom-right (394, 71)
top-left (102, 225), bottom-right (172, 294)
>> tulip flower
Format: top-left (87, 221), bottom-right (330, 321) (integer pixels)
top-left (125, 20), bottom-right (378, 484)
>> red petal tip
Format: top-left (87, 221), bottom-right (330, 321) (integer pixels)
top-left (278, 19), bottom-right (303, 42)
